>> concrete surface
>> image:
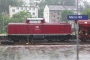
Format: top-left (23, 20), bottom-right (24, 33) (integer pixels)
top-left (0, 45), bottom-right (90, 60)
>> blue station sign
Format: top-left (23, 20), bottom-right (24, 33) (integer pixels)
top-left (67, 15), bottom-right (88, 20)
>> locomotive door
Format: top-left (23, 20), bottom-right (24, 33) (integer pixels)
top-left (29, 25), bottom-right (43, 34)
top-left (60, 25), bottom-right (65, 33)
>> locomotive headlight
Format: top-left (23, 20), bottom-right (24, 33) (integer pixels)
top-left (84, 22), bottom-right (87, 24)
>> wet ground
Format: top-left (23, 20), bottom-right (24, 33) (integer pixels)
top-left (0, 45), bottom-right (90, 60)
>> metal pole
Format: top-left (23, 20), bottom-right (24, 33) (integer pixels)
top-left (76, 0), bottom-right (79, 60)
top-left (2, 15), bottom-right (4, 34)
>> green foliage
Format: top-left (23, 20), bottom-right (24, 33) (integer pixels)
top-left (10, 11), bottom-right (32, 23)
top-left (83, 1), bottom-right (90, 9)
top-left (38, 0), bottom-right (61, 18)
top-left (61, 10), bottom-right (74, 21)
top-left (38, 0), bottom-right (76, 18)
top-left (82, 9), bottom-right (90, 19)
top-left (0, 0), bottom-right (23, 13)
top-left (60, 0), bottom-right (76, 6)
top-left (0, 13), bottom-right (10, 33)
top-left (79, 1), bottom-right (90, 13)
top-left (0, 11), bottom-right (32, 34)
top-left (38, 8), bottom-right (43, 18)
top-left (0, 13), bottom-right (3, 33)
top-left (38, 0), bottom-right (60, 17)
top-left (39, 0), bottom-right (75, 7)
top-left (43, 0), bottom-right (60, 5)
top-left (3, 15), bottom-right (10, 33)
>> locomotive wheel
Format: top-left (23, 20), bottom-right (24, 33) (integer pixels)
top-left (80, 38), bottom-right (86, 42)
top-left (47, 38), bottom-right (52, 42)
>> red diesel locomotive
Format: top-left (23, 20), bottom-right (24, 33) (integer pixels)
top-left (7, 18), bottom-right (74, 42)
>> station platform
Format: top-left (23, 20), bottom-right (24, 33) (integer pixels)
top-left (0, 45), bottom-right (90, 60)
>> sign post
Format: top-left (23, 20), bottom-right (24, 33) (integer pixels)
top-left (67, 15), bottom-right (88, 20)
top-left (76, 1), bottom-right (78, 59)
top-left (67, 0), bottom-right (88, 60)
top-left (67, 14), bottom-right (88, 60)
top-left (67, 10), bottom-right (88, 60)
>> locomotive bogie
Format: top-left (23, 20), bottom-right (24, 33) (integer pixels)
top-left (8, 34), bottom-right (73, 42)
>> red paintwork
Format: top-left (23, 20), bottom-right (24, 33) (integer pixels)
top-left (8, 23), bottom-right (28, 34)
top-left (8, 23), bottom-right (71, 35)
top-left (8, 18), bottom-right (72, 35)
top-left (43, 23), bottom-right (71, 34)
top-left (78, 20), bottom-right (90, 27)
top-left (28, 24), bottom-right (43, 34)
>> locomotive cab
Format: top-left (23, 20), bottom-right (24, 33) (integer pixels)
top-left (26, 18), bottom-right (45, 23)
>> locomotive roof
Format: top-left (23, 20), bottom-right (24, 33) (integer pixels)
top-left (8, 23), bottom-right (43, 25)
top-left (78, 20), bottom-right (90, 24)
top-left (8, 22), bottom-right (70, 25)
top-left (8, 23), bottom-right (27, 25)
top-left (43, 22), bottom-right (71, 25)
top-left (26, 18), bottom-right (44, 20)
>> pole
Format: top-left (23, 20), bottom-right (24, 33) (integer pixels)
top-left (2, 15), bottom-right (4, 34)
top-left (76, 0), bottom-right (79, 60)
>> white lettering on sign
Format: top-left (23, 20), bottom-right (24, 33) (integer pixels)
top-left (78, 16), bottom-right (82, 19)
top-left (67, 15), bottom-right (88, 20)
top-left (69, 16), bottom-right (77, 19)
top-left (69, 16), bottom-right (82, 19)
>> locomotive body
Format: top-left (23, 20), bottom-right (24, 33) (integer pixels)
top-left (8, 18), bottom-right (72, 42)
top-left (78, 20), bottom-right (90, 41)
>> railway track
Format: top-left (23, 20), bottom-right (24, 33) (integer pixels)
top-left (0, 41), bottom-right (90, 45)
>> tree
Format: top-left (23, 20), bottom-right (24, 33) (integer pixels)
top-left (0, 13), bottom-right (10, 33)
top-left (3, 15), bottom-right (10, 33)
top-left (38, 8), bottom-right (43, 18)
top-left (39, 0), bottom-right (76, 6)
top-left (38, 0), bottom-right (76, 18)
top-left (38, 0), bottom-right (61, 18)
top-left (0, 11), bottom-right (32, 34)
top-left (82, 9), bottom-right (90, 19)
top-left (60, 0), bottom-right (76, 6)
top-left (42, 0), bottom-right (60, 5)
top-left (0, 0), bottom-right (23, 13)
top-left (61, 10), bottom-right (74, 21)
top-left (79, 1), bottom-right (90, 13)
top-left (0, 13), bottom-right (3, 33)
top-left (10, 11), bottom-right (32, 23)
top-left (83, 1), bottom-right (90, 9)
